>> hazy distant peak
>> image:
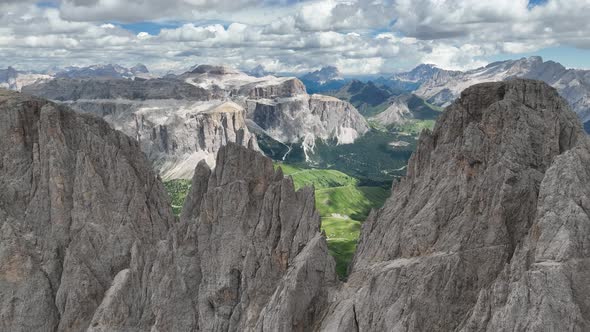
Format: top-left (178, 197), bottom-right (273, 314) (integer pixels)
top-left (190, 64), bottom-right (239, 75)
top-left (301, 66), bottom-right (343, 84)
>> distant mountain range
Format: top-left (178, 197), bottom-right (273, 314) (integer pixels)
top-left (23, 64), bottom-right (369, 179)
top-left (7, 56), bottom-right (590, 184)
top-left (386, 56), bottom-right (590, 129)
top-left (296, 57), bottom-right (590, 131)
top-left (55, 63), bottom-right (152, 79)
top-left (0, 64), bottom-right (153, 90)
top-left (299, 66), bottom-right (346, 93)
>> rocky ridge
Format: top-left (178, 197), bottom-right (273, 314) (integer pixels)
top-left (320, 79), bottom-right (590, 331)
top-left (0, 89), bottom-right (336, 331)
top-left (394, 56), bottom-right (590, 125)
top-left (0, 89), bottom-right (175, 331)
top-left (23, 76), bottom-right (257, 179)
top-left (0, 66), bottom-right (52, 91)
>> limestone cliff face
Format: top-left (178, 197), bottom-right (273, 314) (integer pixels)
top-left (0, 90), bottom-right (335, 331)
top-left (25, 67), bottom-right (369, 173)
top-left (78, 143), bottom-right (338, 332)
top-left (0, 89), bottom-right (174, 332)
top-left (24, 79), bottom-right (258, 180)
top-left (246, 94), bottom-right (369, 156)
top-left (238, 77), bottom-right (307, 98)
top-left (320, 79), bottom-right (589, 331)
top-left (180, 66), bottom-right (368, 151)
top-left (61, 99), bottom-right (258, 180)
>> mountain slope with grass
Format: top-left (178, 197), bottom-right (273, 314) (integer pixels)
top-left (164, 162), bottom-right (389, 279)
top-left (274, 163), bottom-right (389, 278)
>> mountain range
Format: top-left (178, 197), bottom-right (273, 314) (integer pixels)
top-left (7, 56), bottom-right (590, 185)
top-left (22, 64), bottom-right (369, 179)
top-left (388, 56), bottom-right (590, 129)
top-left (2, 79), bottom-right (589, 331)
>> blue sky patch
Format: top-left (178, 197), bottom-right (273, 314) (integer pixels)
top-left (528, 0), bottom-right (549, 8)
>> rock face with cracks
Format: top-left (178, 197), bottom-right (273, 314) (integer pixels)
top-left (0, 88), bottom-right (336, 332)
top-left (320, 79), bottom-right (590, 331)
top-left (3, 78), bottom-right (590, 332)
top-left (0, 89), bottom-right (174, 332)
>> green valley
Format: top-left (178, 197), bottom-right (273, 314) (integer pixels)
top-left (276, 163), bottom-right (389, 278)
top-left (164, 163), bottom-right (390, 280)
top-left (164, 179), bottom-right (192, 215)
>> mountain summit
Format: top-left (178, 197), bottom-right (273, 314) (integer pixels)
top-left (300, 66), bottom-right (346, 93)
top-left (321, 79), bottom-right (589, 330)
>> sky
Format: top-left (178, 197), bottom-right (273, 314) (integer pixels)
top-left (2, 0), bottom-right (590, 75)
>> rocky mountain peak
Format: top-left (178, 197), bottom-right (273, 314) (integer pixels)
top-left (0, 90), bottom-right (335, 331)
top-left (246, 64), bottom-right (271, 77)
top-left (190, 64), bottom-right (238, 75)
top-left (3, 77), bottom-right (590, 331)
top-left (130, 63), bottom-right (149, 74)
top-left (391, 63), bottom-right (453, 83)
top-left (301, 65), bottom-right (343, 84)
top-left (0, 89), bottom-right (175, 331)
top-left (321, 79), bottom-right (588, 331)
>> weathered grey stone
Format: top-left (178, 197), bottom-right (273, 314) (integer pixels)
top-left (320, 79), bottom-right (588, 331)
top-left (0, 89), bottom-right (174, 332)
top-left (25, 68), bottom-right (369, 178)
top-left (83, 143), bottom-right (338, 332)
top-left (246, 94), bottom-right (369, 155)
top-left (0, 89), bottom-right (335, 331)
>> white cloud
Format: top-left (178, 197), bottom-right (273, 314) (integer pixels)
top-left (1, 0), bottom-right (590, 74)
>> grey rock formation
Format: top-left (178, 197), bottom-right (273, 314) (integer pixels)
top-left (246, 94), bottom-right (369, 157)
top-left (24, 77), bottom-right (221, 101)
top-left (320, 79), bottom-right (589, 331)
top-left (55, 64), bottom-right (152, 80)
top-left (181, 144), bottom-right (337, 331)
top-left (24, 80), bottom-right (256, 179)
top-left (0, 90), bottom-right (336, 331)
top-left (62, 99), bottom-right (257, 180)
top-left (0, 66), bottom-right (52, 91)
top-left (3, 77), bottom-right (590, 332)
top-left (25, 67), bottom-right (368, 176)
top-left (86, 144), bottom-right (337, 332)
top-left (0, 89), bottom-right (175, 331)
top-left (390, 63), bottom-right (461, 85)
top-left (370, 94), bottom-right (414, 126)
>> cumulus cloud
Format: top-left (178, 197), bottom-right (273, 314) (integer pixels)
top-left (1, 0), bottom-right (590, 74)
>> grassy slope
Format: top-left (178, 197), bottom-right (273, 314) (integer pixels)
top-left (164, 179), bottom-right (191, 215)
top-left (164, 165), bottom-right (387, 279)
top-left (277, 163), bottom-right (389, 278)
top-left (391, 119), bottom-right (436, 135)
